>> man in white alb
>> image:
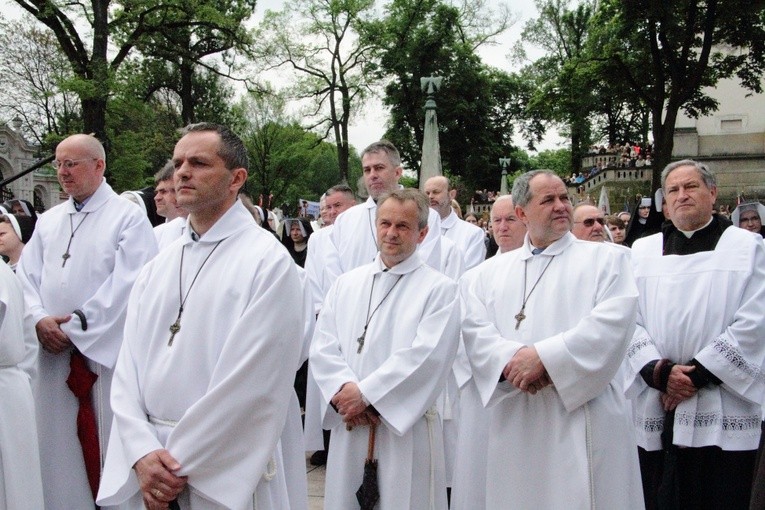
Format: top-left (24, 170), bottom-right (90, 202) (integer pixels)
top-left (305, 184), bottom-right (357, 316)
top-left (450, 194), bottom-right (526, 510)
top-left (326, 141), bottom-right (442, 280)
top-left (424, 175), bottom-right (486, 269)
top-left (460, 170), bottom-right (643, 509)
top-left (310, 189), bottom-right (460, 509)
top-left (153, 160), bottom-right (188, 250)
top-left (97, 123), bottom-right (305, 509)
top-left (17, 134), bottom-right (157, 510)
top-left (304, 183), bottom-right (357, 464)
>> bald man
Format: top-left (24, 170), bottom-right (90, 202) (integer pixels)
top-left (17, 134), bottom-right (157, 509)
top-left (424, 176), bottom-right (486, 269)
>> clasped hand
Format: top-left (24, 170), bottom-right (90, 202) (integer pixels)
top-left (134, 449), bottom-right (187, 510)
top-left (661, 364), bottom-right (698, 411)
top-left (331, 382), bottom-right (380, 427)
top-left (503, 346), bottom-right (551, 395)
top-left (36, 315), bottom-right (73, 354)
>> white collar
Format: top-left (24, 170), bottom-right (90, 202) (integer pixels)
top-left (182, 200), bottom-right (255, 245)
top-left (520, 232), bottom-right (575, 261)
top-left (372, 251), bottom-right (424, 276)
top-left (677, 216), bottom-right (714, 238)
top-left (440, 210), bottom-right (458, 230)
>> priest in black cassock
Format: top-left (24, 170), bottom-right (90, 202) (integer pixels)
top-left (625, 160), bottom-right (765, 510)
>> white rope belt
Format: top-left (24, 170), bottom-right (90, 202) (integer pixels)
top-left (148, 415), bottom-right (179, 427)
top-left (146, 415), bottom-right (277, 482)
top-left (425, 405), bottom-right (439, 510)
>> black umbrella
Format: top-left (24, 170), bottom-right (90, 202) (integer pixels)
top-left (656, 410), bottom-right (679, 510)
top-left (356, 423), bottom-right (379, 510)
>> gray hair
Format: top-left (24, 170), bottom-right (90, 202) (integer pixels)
top-left (490, 195), bottom-right (514, 220)
top-left (180, 122), bottom-right (249, 171)
top-left (511, 170), bottom-right (560, 208)
top-left (154, 159), bottom-right (175, 183)
top-left (377, 188), bottom-right (429, 229)
top-left (326, 183), bottom-right (355, 199)
top-left (361, 140), bottom-right (401, 168)
top-left (661, 159), bottom-right (716, 190)
top-left (573, 201), bottom-right (599, 213)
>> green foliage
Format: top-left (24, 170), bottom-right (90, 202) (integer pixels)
top-left (251, 0), bottom-right (374, 182)
top-left (399, 175), bottom-right (418, 189)
top-left (588, 0), bottom-right (765, 189)
top-left (528, 148), bottom-right (573, 177)
top-left (243, 120), bottom-right (360, 214)
top-left (361, 0), bottom-right (531, 193)
top-left (13, 0), bottom-right (256, 140)
top-left (516, 0), bottom-right (597, 172)
top-left (0, 18), bottom-right (81, 145)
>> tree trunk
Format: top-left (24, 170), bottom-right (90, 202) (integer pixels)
top-left (180, 60), bottom-right (196, 125)
top-left (650, 107), bottom-right (678, 194)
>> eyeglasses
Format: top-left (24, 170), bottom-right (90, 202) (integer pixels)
top-left (638, 206), bottom-right (650, 209)
top-left (574, 217), bottom-right (605, 227)
top-left (52, 158), bottom-right (97, 170)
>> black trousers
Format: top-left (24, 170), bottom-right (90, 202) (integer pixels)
top-left (639, 445), bottom-right (756, 510)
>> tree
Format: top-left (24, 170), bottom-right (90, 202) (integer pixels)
top-left (361, 0), bottom-right (525, 190)
top-left (117, 0), bottom-right (256, 125)
top-left (12, 0), bottom-right (256, 143)
top-left (0, 18), bottom-right (80, 145)
top-left (514, 0), bottom-right (597, 173)
top-left (528, 148), bottom-right (572, 177)
top-left (238, 92), bottom-right (361, 211)
top-left (590, 0), bottom-right (765, 190)
top-left (252, 0), bottom-right (374, 183)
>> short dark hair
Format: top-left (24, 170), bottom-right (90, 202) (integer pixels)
top-left (361, 140), bottom-right (401, 168)
top-left (377, 188), bottom-right (429, 229)
top-left (605, 215), bottom-right (626, 229)
top-left (180, 122), bottom-right (249, 171)
top-left (154, 160), bottom-right (175, 183)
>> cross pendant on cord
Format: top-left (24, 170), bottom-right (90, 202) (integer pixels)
top-left (357, 332), bottom-right (366, 353)
top-left (168, 321), bottom-right (181, 346)
top-left (514, 309), bottom-right (526, 330)
top-left (61, 252), bottom-right (71, 267)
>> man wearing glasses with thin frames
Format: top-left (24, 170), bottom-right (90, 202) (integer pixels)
top-left (17, 134), bottom-right (157, 510)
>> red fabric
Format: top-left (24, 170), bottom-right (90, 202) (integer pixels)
top-left (66, 350), bottom-right (101, 500)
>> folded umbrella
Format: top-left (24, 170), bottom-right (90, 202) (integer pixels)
top-left (356, 423), bottom-right (379, 510)
top-left (66, 349), bottom-right (101, 500)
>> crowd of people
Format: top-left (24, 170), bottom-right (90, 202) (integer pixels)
top-left (1, 126), bottom-right (764, 510)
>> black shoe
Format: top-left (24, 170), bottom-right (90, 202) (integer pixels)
top-left (310, 450), bottom-right (327, 466)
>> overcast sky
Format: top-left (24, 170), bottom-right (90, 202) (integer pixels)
top-left (250, 0), bottom-right (557, 154)
top-left (3, 0), bottom-right (565, 154)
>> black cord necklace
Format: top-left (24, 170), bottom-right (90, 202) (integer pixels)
top-left (514, 256), bottom-right (556, 330)
top-left (357, 272), bottom-right (405, 353)
top-left (62, 213), bottom-right (89, 267)
top-left (168, 240), bottom-right (224, 346)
